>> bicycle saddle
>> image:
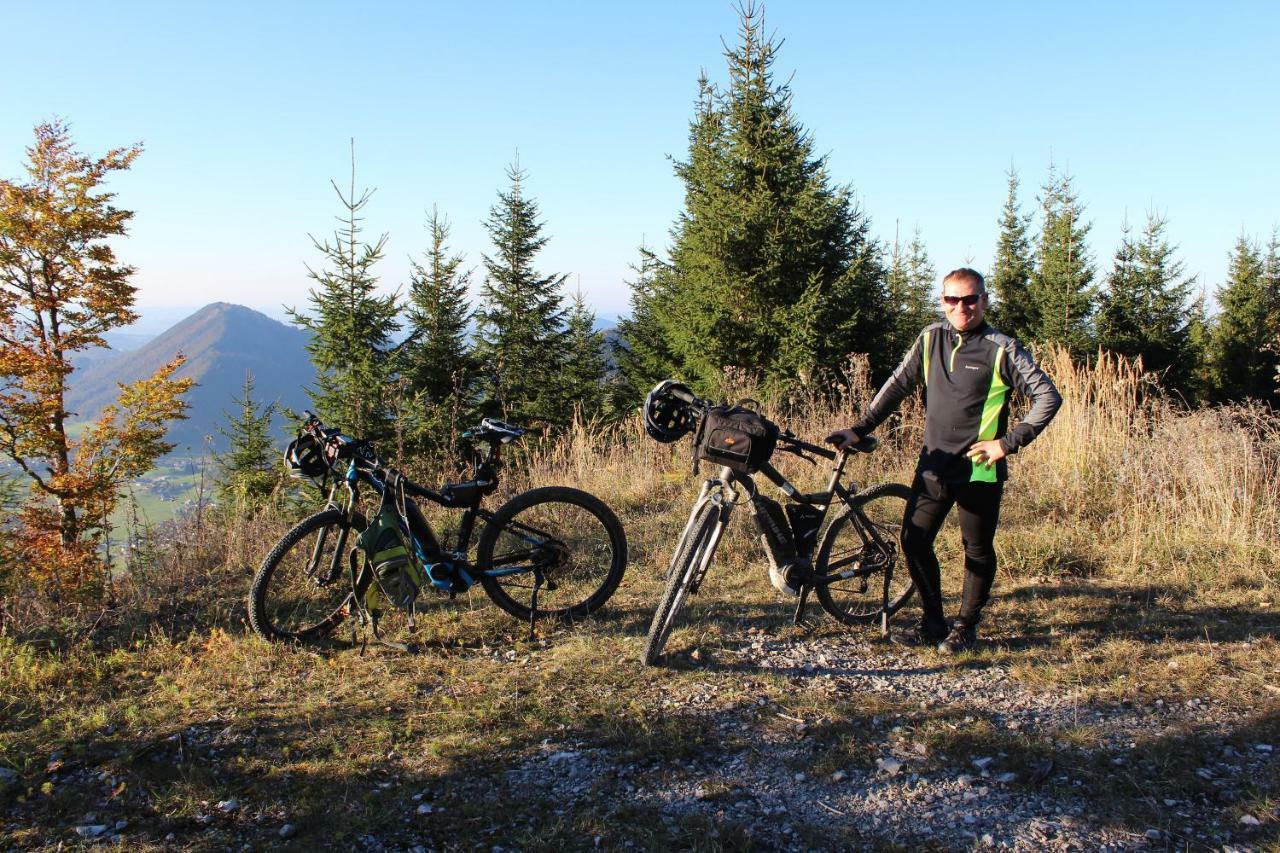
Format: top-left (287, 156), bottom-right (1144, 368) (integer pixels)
top-left (464, 418), bottom-right (527, 444)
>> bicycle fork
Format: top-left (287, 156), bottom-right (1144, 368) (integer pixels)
top-left (686, 486), bottom-right (734, 595)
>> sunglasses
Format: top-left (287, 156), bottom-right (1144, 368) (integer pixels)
top-left (942, 294), bottom-right (984, 307)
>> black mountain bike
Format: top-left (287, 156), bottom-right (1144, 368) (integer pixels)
top-left (641, 382), bottom-right (914, 666)
top-left (248, 413), bottom-right (627, 648)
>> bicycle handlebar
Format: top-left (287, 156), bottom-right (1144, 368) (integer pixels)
top-left (655, 386), bottom-right (879, 460)
top-left (778, 432), bottom-right (879, 458)
top-left (777, 433), bottom-right (837, 460)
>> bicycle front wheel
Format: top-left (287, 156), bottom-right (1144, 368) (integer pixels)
top-left (249, 509), bottom-right (366, 643)
top-left (477, 486), bottom-right (627, 622)
top-left (643, 501), bottom-right (720, 666)
top-left (814, 482), bottom-right (914, 625)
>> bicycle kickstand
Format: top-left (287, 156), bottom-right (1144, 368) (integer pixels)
top-left (370, 609), bottom-right (417, 655)
top-left (793, 585), bottom-right (811, 626)
top-left (528, 567), bottom-right (545, 642)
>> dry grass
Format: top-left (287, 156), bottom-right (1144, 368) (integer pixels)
top-left (2, 350), bottom-right (1278, 848)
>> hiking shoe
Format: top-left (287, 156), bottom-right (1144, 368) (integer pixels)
top-left (937, 622), bottom-right (977, 655)
top-left (889, 622), bottom-right (948, 647)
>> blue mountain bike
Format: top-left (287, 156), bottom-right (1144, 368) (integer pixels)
top-left (248, 413), bottom-right (627, 648)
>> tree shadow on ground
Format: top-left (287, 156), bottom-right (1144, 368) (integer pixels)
top-left (994, 580), bottom-right (1280, 648)
top-left (20, 673), bottom-right (1272, 851)
top-left (7, 686), bottom-right (870, 851)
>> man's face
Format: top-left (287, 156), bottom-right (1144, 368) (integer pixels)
top-left (941, 276), bottom-right (987, 333)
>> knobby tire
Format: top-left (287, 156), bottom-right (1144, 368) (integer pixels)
top-left (249, 509), bottom-right (367, 644)
top-left (643, 501), bottom-right (719, 666)
top-left (477, 486), bottom-right (627, 622)
top-left (814, 482), bottom-right (915, 625)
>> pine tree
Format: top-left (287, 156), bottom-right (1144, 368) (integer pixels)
top-left (214, 372), bottom-right (279, 509)
top-left (1097, 212), bottom-right (1197, 393)
top-left (1030, 164), bottom-right (1096, 353)
top-left (288, 150), bottom-right (400, 442)
top-left (641, 4), bottom-right (887, 394)
top-left (988, 167), bottom-right (1036, 340)
top-left (399, 207), bottom-right (474, 450)
top-left (475, 159), bottom-right (569, 426)
top-left (1209, 234), bottom-right (1279, 402)
top-left (883, 225), bottom-right (936, 356)
top-left (560, 289), bottom-right (608, 419)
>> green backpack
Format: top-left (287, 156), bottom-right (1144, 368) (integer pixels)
top-left (356, 506), bottom-right (428, 611)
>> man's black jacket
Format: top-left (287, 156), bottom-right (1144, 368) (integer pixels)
top-left (853, 321), bottom-right (1061, 483)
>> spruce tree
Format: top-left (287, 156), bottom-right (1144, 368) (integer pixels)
top-left (289, 153), bottom-right (400, 442)
top-left (904, 227), bottom-right (938, 331)
top-left (214, 372), bottom-right (279, 509)
top-left (884, 225), bottom-right (936, 356)
top-left (1209, 235), bottom-right (1279, 402)
top-left (475, 159), bottom-right (569, 426)
top-left (613, 245), bottom-right (679, 411)
top-left (560, 289), bottom-right (608, 419)
top-left (641, 4), bottom-right (886, 394)
top-left (1030, 165), bottom-right (1096, 353)
top-left (988, 167), bottom-right (1036, 340)
top-left (1097, 217), bottom-right (1140, 356)
top-left (1183, 291), bottom-right (1214, 403)
top-left (1265, 232), bottom-right (1280, 396)
top-left (1097, 212), bottom-right (1197, 393)
top-left (400, 207), bottom-right (474, 449)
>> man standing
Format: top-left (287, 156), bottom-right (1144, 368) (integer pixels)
top-left (826, 268), bottom-right (1061, 653)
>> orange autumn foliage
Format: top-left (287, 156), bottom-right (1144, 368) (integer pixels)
top-left (0, 121), bottom-right (191, 602)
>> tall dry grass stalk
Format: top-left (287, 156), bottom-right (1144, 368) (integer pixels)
top-left (1011, 347), bottom-right (1280, 587)
top-left (506, 349), bottom-right (1279, 593)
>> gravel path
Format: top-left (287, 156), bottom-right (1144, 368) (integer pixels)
top-left (9, 629), bottom-right (1274, 851)
top-left (503, 629), bottom-right (1277, 851)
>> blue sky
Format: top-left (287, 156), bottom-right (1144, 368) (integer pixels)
top-left (2, 1), bottom-right (1277, 329)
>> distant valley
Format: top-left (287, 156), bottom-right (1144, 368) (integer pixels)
top-left (48, 302), bottom-right (622, 524)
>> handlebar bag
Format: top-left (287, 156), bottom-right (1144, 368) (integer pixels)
top-left (693, 404), bottom-right (779, 474)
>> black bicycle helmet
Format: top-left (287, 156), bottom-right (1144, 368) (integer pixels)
top-left (644, 379), bottom-right (696, 443)
top-left (284, 434), bottom-right (328, 480)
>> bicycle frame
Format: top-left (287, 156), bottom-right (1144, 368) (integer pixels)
top-left (298, 437), bottom-right (545, 601)
top-left (682, 443), bottom-right (902, 623)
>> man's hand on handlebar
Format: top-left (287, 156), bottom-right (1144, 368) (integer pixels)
top-left (824, 427), bottom-right (863, 453)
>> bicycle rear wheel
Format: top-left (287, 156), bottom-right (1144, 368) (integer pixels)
top-left (814, 482), bottom-right (914, 625)
top-left (249, 509), bottom-right (366, 643)
top-left (643, 501), bottom-right (720, 666)
top-left (477, 486), bottom-right (627, 622)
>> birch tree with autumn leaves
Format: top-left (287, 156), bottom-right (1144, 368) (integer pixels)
top-left (0, 122), bottom-right (191, 602)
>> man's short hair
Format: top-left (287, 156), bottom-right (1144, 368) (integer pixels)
top-left (942, 267), bottom-right (986, 293)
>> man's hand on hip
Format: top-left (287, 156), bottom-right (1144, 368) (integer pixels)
top-left (966, 440), bottom-right (1006, 469)
top-left (824, 428), bottom-right (862, 452)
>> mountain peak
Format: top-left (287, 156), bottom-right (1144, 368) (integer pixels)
top-left (67, 303), bottom-right (314, 452)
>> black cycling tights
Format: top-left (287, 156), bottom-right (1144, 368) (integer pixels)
top-left (899, 474), bottom-right (1004, 631)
